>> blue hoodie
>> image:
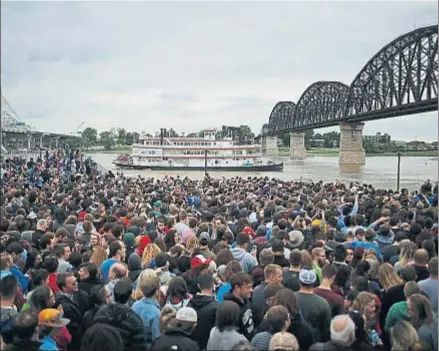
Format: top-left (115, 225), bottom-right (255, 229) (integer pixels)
top-left (10, 265), bottom-right (29, 294)
top-left (231, 247), bottom-right (257, 273)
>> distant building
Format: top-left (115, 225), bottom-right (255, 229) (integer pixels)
top-left (363, 132), bottom-right (391, 144)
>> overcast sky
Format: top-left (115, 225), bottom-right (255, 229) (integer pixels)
top-left (1, 1), bottom-right (438, 141)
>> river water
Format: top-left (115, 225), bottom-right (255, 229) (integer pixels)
top-left (90, 153), bottom-right (438, 191)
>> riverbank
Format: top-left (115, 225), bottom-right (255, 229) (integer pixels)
top-left (278, 147), bottom-right (438, 157)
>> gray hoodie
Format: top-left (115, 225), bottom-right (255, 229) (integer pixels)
top-left (207, 326), bottom-right (247, 351)
top-left (231, 248), bottom-right (258, 273)
top-left (0, 307), bottom-right (18, 343)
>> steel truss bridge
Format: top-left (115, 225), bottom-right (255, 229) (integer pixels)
top-left (263, 25), bottom-right (438, 136)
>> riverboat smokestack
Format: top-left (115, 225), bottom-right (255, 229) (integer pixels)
top-left (160, 128), bottom-right (165, 145)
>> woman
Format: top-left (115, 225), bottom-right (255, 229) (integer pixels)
top-left (142, 243), bottom-right (162, 269)
top-left (394, 241), bottom-right (417, 272)
top-left (390, 321), bottom-right (424, 351)
top-left (348, 310), bottom-right (375, 351)
top-left (89, 247), bottom-right (108, 277)
top-left (163, 277), bottom-right (192, 311)
top-left (407, 293), bottom-right (438, 350)
top-left (131, 269), bottom-right (158, 303)
top-left (351, 291), bottom-right (382, 347)
top-left (207, 301), bottom-right (247, 351)
top-left (378, 263), bottom-right (405, 347)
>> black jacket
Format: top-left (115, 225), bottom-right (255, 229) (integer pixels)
top-left (93, 303), bottom-right (146, 351)
top-left (187, 294), bottom-right (218, 350)
top-left (6, 339), bottom-right (41, 351)
top-left (224, 293), bottom-right (255, 340)
top-left (54, 294), bottom-right (83, 351)
top-left (31, 229), bottom-right (45, 249)
top-left (78, 276), bottom-right (104, 295)
top-left (251, 282), bottom-right (268, 327)
top-left (150, 329), bottom-right (200, 351)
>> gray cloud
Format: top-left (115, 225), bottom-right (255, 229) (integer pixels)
top-left (1, 1), bottom-right (437, 140)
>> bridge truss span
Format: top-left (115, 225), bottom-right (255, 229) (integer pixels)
top-left (346, 24), bottom-right (438, 121)
top-left (267, 101), bottom-right (296, 134)
top-left (293, 81), bottom-right (349, 130)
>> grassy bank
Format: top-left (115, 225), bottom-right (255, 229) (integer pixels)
top-left (278, 147), bottom-right (437, 157)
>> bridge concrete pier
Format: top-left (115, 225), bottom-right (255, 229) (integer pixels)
top-left (261, 135), bottom-right (278, 157)
top-left (339, 122), bottom-right (366, 166)
top-left (290, 132), bottom-right (307, 160)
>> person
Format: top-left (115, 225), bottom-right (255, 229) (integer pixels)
top-left (93, 279), bottom-right (146, 351)
top-left (38, 308), bottom-right (71, 351)
top-left (309, 315), bottom-right (356, 351)
top-left (224, 272), bottom-right (255, 339)
top-left (100, 241), bottom-right (125, 284)
top-left (77, 263), bottom-right (103, 295)
top-left (282, 249), bottom-right (301, 292)
top-left (187, 273), bottom-right (218, 350)
top-left (294, 269), bottom-right (332, 342)
top-left (55, 245), bottom-right (73, 274)
top-left (417, 257), bottom-right (438, 313)
top-left (251, 264), bottom-right (282, 326)
top-left (251, 305), bottom-right (290, 350)
top-left (6, 310), bottom-right (41, 351)
top-left (150, 306), bottom-right (200, 351)
top-left (407, 293), bottom-right (438, 350)
top-left (207, 301), bottom-right (248, 351)
top-left (80, 323), bottom-right (124, 351)
top-left (131, 273), bottom-right (161, 348)
top-left (106, 263), bottom-right (127, 303)
top-left (53, 273), bottom-right (84, 351)
top-left (390, 321), bottom-right (424, 351)
top-left (82, 285), bottom-right (109, 330)
top-left (314, 264), bottom-right (344, 317)
top-left (269, 332), bottom-right (299, 351)
top-left (0, 275), bottom-right (18, 344)
top-left (231, 234), bottom-right (258, 273)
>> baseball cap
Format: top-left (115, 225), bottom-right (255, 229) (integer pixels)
top-left (176, 307), bottom-right (197, 323)
top-left (190, 254), bottom-right (212, 269)
top-left (199, 232), bottom-right (210, 244)
top-left (299, 269), bottom-right (317, 285)
top-left (38, 308), bottom-right (70, 328)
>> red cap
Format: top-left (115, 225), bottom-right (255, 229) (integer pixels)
top-left (242, 226), bottom-right (256, 236)
top-left (191, 254), bottom-right (211, 269)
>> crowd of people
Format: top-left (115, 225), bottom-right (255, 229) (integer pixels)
top-left (0, 151), bottom-right (438, 351)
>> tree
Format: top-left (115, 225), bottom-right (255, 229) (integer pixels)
top-left (281, 133), bottom-right (290, 147)
top-left (304, 129), bottom-right (314, 148)
top-left (117, 128), bottom-right (126, 145)
top-left (132, 132), bottom-right (140, 144)
top-left (100, 130), bottom-right (115, 150)
top-left (81, 127), bottom-right (98, 148)
top-left (125, 132), bottom-right (134, 146)
top-left (239, 125), bottom-right (255, 143)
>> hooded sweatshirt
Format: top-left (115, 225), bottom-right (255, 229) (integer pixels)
top-left (128, 253), bottom-right (142, 283)
top-left (207, 326), bottom-right (247, 351)
top-left (0, 307), bottom-right (18, 343)
top-left (231, 247), bottom-right (257, 273)
top-left (188, 294), bottom-right (218, 350)
top-left (223, 293), bottom-right (254, 339)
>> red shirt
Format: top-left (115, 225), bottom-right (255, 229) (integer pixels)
top-left (48, 273), bottom-right (60, 294)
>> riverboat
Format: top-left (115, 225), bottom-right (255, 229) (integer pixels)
top-left (113, 129), bottom-right (283, 172)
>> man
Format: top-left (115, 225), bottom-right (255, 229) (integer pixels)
top-left (54, 272), bottom-right (84, 351)
top-left (271, 240), bottom-right (289, 268)
top-left (94, 279), bottom-right (147, 351)
top-left (282, 249), bottom-right (302, 291)
top-left (418, 257), bottom-right (438, 313)
top-left (101, 241), bottom-right (125, 283)
top-left (349, 229), bottom-right (382, 261)
top-left (314, 264), bottom-right (344, 317)
top-left (106, 263), bottom-right (127, 303)
top-left (311, 247), bottom-right (326, 284)
top-left (412, 249), bottom-right (430, 282)
top-left (187, 273), bottom-right (218, 350)
top-left (78, 262), bottom-right (103, 295)
top-left (309, 314), bottom-right (356, 351)
top-left (295, 269), bottom-right (332, 342)
top-left (251, 264), bottom-right (283, 326)
top-left (250, 248), bottom-right (274, 288)
top-left (231, 234), bottom-right (258, 273)
top-left (7, 310), bottom-right (41, 351)
top-left (81, 221), bottom-right (94, 247)
top-left (55, 244), bottom-right (73, 273)
top-left (382, 231), bottom-right (406, 263)
top-left (224, 272), bottom-right (254, 340)
top-left (5, 242), bottom-right (29, 293)
top-left (32, 218), bottom-right (47, 249)
top-left (198, 232), bottom-right (215, 259)
top-left (0, 275), bottom-right (19, 344)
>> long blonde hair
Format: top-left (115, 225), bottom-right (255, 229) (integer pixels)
top-left (379, 263), bottom-right (403, 289)
top-left (399, 241), bottom-right (417, 267)
top-left (132, 269), bottom-right (158, 300)
top-left (390, 321), bottom-right (419, 351)
top-left (90, 247), bottom-right (108, 275)
top-left (186, 236), bottom-right (199, 254)
top-left (351, 291), bottom-right (376, 320)
top-left (141, 244), bottom-right (161, 268)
